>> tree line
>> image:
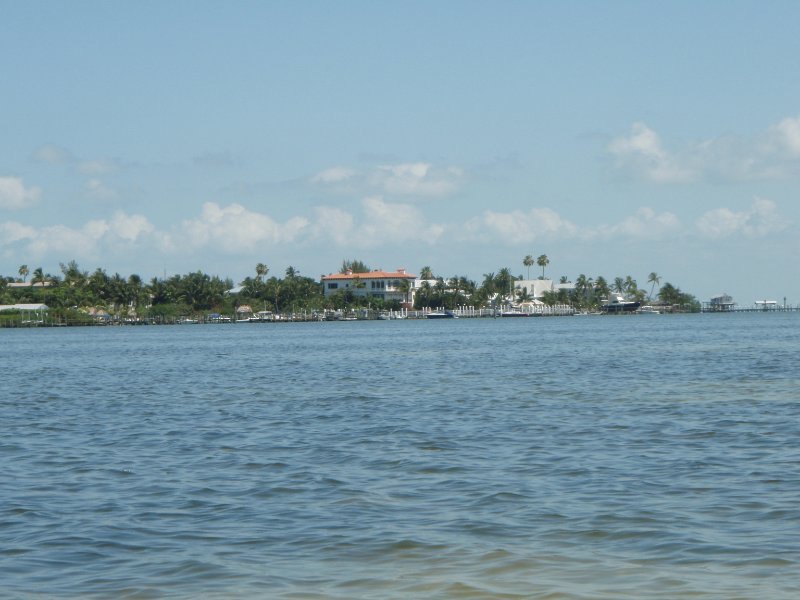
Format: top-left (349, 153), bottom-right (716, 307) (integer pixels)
top-left (409, 265), bottom-right (698, 311)
top-left (1, 258), bottom-right (700, 320)
top-left (1, 261), bottom-right (325, 321)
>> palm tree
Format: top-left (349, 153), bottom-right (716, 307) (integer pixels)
top-left (516, 286), bottom-right (533, 303)
top-left (481, 272), bottom-right (496, 294)
top-left (574, 274), bottom-right (592, 307)
top-left (255, 263), bottom-right (269, 282)
top-left (60, 260), bottom-right (87, 287)
top-left (18, 264), bottom-right (29, 283)
top-left (459, 276), bottom-right (476, 298)
top-left (594, 276), bottom-right (610, 301)
top-left (523, 255), bottom-right (534, 280)
top-left (397, 278), bottom-right (412, 305)
top-left (647, 272), bottom-right (661, 301)
top-left (420, 266), bottom-right (433, 280)
top-left (613, 277), bottom-right (626, 294)
top-left (148, 277), bottom-right (171, 305)
top-left (496, 267), bottom-right (514, 302)
top-left (658, 282), bottom-right (680, 306)
top-left (536, 254), bottom-right (549, 279)
top-left (624, 275), bottom-right (637, 295)
top-left (127, 274), bottom-right (143, 311)
top-left (31, 267), bottom-right (46, 287)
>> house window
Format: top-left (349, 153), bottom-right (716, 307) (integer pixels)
top-left (327, 283), bottom-right (338, 289)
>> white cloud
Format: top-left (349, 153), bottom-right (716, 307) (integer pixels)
top-left (608, 123), bottom-right (695, 183)
top-left (465, 207), bottom-right (579, 244)
top-left (86, 178), bottom-right (117, 200)
top-left (360, 196), bottom-right (444, 244)
top-left (311, 206), bottom-right (355, 245)
top-left (1, 211), bottom-right (158, 258)
top-left (0, 221), bottom-right (37, 244)
top-left (179, 202), bottom-right (309, 252)
top-left (593, 207), bottom-right (681, 239)
top-left (461, 205), bottom-right (684, 245)
top-left (109, 211), bottom-right (155, 241)
top-left (309, 196), bottom-right (444, 248)
top-left (695, 197), bottom-right (786, 239)
top-left (768, 116), bottom-right (800, 157)
top-left (372, 162), bottom-right (463, 197)
top-left (312, 162), bottom-right (463, 198)
top-left (610, 117), bottom-right (800, 184)
top-left (0, 177), bottom-right (42, 210)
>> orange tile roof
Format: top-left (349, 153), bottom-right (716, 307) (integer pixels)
top-left (322, 270), bottom-right (417, 281)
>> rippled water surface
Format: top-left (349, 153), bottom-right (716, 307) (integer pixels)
top-left (2, 313), bottom-right (799, 598)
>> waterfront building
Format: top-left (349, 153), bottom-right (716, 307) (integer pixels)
top-left (703, 293), bottom-right (736, 312)
top-left (513, 279), bottom-right (574, 300)
top-left (321, 268), bottom-right (417, 305)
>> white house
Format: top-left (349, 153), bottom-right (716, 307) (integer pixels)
top-left (513, 279), bottom-right (574, 300)
top-left (321, 268), bottom-right (417, 305)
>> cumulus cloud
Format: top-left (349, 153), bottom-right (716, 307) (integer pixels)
top-left (695, 197), bottom-right (786, 239)
top-left (461, 205), bottom-right (685, 244)
top-left (768, 116), bottom-right (800, 157)
top-left (593, 207), bottom-right (681, 239)
top-left (86, 178), bottom-right (117, 200)
top-left (312, 162), bottom-right (463, 198)
top-left (372, 163), bottom-right (463, 197)
top-left (610, 117), bottom-right (800, 183)
top-left (311, 206), bottom-right (355, 245)
top-left (179, 202), bottom-right (309, 252)
top-left (109, 211), bottom-right (155, 241)
top-left (608, 123), bottom-right (695, 183)
top-left (464, 207), bottom-right (579, 244)
top-left (310, 197), bottom-right (444, 248)
top-left (0, 211), bottom-right (158, 258)
top-left (0, 221), bottom-right (37, 244)
top-left (361, 196), bottom-right (444, 243)
top-left (0, 176), bottom-right (42, 210)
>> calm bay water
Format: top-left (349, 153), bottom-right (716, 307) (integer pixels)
top-left (1, 313), bottom-right (799, 599)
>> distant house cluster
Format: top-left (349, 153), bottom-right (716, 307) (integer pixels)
top-left (321, 268), bottom-right (417, 305)
top-left (318, 268), bottom-right (577, 308)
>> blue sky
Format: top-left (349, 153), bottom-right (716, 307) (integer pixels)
top-left (2, 1), bottom-right (799, 304)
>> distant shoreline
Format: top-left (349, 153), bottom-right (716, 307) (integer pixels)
top-left (2, 305), bottom-right (798, 329)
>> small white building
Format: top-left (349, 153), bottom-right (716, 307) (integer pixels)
top-left (321, 268), bottom-right (417, 305)
top-left (6, 282), bottom-right (53, 288)
top-left (513, 279), bottom-right (574, 300)
top-left (0, 303), bottom-right (50, 312)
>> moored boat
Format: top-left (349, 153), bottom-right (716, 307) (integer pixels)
top-left (426, 310), bottom-right (458, 319)
top-left (501, 309), bottom-right (530, 317)
top-left (601, 293), bottom-right (641, 313)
